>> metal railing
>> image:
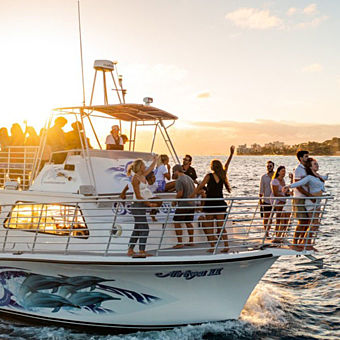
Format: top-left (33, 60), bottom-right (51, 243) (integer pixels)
top-left (0, 195), bottom-right (332, 257)
top-left (0, 146), bottom-right (39, 190)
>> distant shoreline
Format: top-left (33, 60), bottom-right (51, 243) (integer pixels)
top-left (235, 154), bottom-right (340, 156)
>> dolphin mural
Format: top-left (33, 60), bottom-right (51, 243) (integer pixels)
top-left (58, 276), bottom-right (113, 298)
top-left (0, 267), bottom-right (161, 315)
top-left (68, 292), bottom-right (119, 308)
top-left (18, 274), bottom-right (72, 299)
top-left (23, 292), bottom-right (77, 312)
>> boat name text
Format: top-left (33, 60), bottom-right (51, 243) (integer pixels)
top-left (155, 268), bottom-right (223, 280)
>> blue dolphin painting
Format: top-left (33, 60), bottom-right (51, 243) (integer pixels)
top-left (23, 292), bottom-right (77, 312)
top-left (68, 292), bottom-right (119, 308)
top-left (19, 274), bottom-right (72, 299)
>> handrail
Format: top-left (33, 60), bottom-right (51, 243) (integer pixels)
top-left (0, 195), bottom-right (333, 257)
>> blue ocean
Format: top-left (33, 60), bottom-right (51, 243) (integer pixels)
top-left (0, 156), bottom-right (339, 340)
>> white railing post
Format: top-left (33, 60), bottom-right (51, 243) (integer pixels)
top-left (104, 202), bottom-right (120, 256)
top-left (32, 204), bottom-right (44, 253)
top-left (64, 204), bottom-right (79, 254)
top-left (156, 202), bottom-right (172, 256)
top-left (213, 200), bottom-right (233, 255)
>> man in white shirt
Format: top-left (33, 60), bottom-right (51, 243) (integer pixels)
top-left (292, 150), bottom-right (314, 249)
top-left (105, 125), bottom-right (126, 150)
top-left (259, 161), bottom-right (275, 238)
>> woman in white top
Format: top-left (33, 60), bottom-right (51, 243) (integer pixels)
top-left (154, 154), bottom-right (171, 192)
top-left (126, 156), bottom-right (158, 257)
top-left (270, 166), bottom-right (290, 243)
top-left (284, 157), bottom-right (328, 250)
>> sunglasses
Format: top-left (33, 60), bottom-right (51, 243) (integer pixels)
top-left (183, 158), bottom-right (190, 161)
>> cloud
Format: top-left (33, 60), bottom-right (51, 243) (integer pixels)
top-left (287, 7), bottom-right (297, 16)
top-left (225, 8), bottom-right (283, 30)
top-left (296, 15), bottom-right (328, 29)
top-left (197, 92), bottom-right (211, 99)
top-left (302, 63), bottom-right (323, 73)
top-left (303, 4), bottom-right (317, 15)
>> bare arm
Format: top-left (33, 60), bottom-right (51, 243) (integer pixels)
top-left (164, 163), bottom-right (171, 180)
top-left (144, 155), bottom-right (158, 177)
top-left (224, 145), bottom-right (235, 173)
top-left (271, 184), bottom-right (281, 197)
top-left (191, 174), bottom-right (210, 197)
top-left (259, 177), bottom-right (264, 203)
top-left (176, 189), bottom-right (184, 199)
top-left (119, 184), bottom-right (129, 200)
top-left (294, 179), bottom-right (312, 197)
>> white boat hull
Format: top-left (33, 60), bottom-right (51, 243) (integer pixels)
top-left (0, 254), bottom-right (277, 329)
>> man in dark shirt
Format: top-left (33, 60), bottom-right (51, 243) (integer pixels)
top-left (182, 154), bottom-right (198, 184)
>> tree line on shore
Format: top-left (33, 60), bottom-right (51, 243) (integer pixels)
top-left (238, 137), bottom-right (340, 156)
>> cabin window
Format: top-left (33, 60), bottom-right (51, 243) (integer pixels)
top-left (4, 203), bottom-right (89, 238)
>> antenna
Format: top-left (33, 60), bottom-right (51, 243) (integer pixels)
top-left (77, 0), bottom-right (86, 107)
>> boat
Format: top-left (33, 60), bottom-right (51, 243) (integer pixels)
top-left (0, 60), bottom-right (332, 330)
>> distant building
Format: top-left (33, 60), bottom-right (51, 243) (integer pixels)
top-left (237, 144), bottom-right (249, 155)
top-left (251, 143), bottom-right (262, 152)
top-left (264, 141), bottom-right (284, 149)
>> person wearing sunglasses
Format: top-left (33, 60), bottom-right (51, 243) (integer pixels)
top-left (182, 154), bottom-right (198, 184)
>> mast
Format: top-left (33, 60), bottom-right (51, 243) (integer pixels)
top-left (77, 0), bottom-right (86, 107)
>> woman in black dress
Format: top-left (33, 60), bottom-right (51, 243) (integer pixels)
top-left (195, 157), bottom-right (232, 253)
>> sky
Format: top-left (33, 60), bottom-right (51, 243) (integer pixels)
top-left (0, 0), bottom-right (339, 154)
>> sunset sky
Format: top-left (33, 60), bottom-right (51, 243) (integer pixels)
top-left (1, 0), bottom-right (339, 154)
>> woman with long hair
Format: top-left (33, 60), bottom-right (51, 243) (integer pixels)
top-left (284, 157), bottom-right (328, 250)
top-left (126, 155), bottom-right (159, 257)
top-left (270, 166), bottom-right (290, 243)
top-left (154, 154), bottom-right (171, 192)
top-left (194, 156), bottom-right (232, 253)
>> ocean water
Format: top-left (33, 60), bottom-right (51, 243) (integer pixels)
top-left (0, 156), bottom-right (339, 340)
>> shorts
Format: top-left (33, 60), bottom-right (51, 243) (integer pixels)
top-left (305, 198), bottom-right (321, 213)
top-left (155, 180), bottom-right (166, 193)
top-left (260, 202), bottom-right (272, 217)
top-left (173, 207), bottom-right (195, 222)
top-left (293, 198), bottom-right (308, 220)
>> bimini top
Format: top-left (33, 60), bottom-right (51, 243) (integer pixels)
top-left (54, 104), bottom-right (178, 122)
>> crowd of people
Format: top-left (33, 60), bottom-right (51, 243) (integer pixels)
top-left (0, 118), bottom-right (328, 258)
top-left (259, 150), bottom-right (328, 252)
top-left (0, 123), bottom-right (40, 151)
top-left (0, 119), bottom-right (129, 156)
top-left (123, 146), bottom-right (235, 257)
top-left (123, 148), bottom-right (328, 258)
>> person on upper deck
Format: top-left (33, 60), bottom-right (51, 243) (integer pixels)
top-left (65, 121), bottom-right (92, 150)
top-left (9, 123), bottom-right (25, 146)
top-left (182, 154), bottom-right (198, 184)
top-left (25, 126), bottom-right (40, 146)
top-left (105, 125), bottom-right (127, 150)
top-left (0, 128), bottom-right (10, 151)
top-left (46, 117), bottom-right (67, 152)
top-left (46, 117), bottom-right (68, 164)
top-left (193, 148), bottom-right (234, 253)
